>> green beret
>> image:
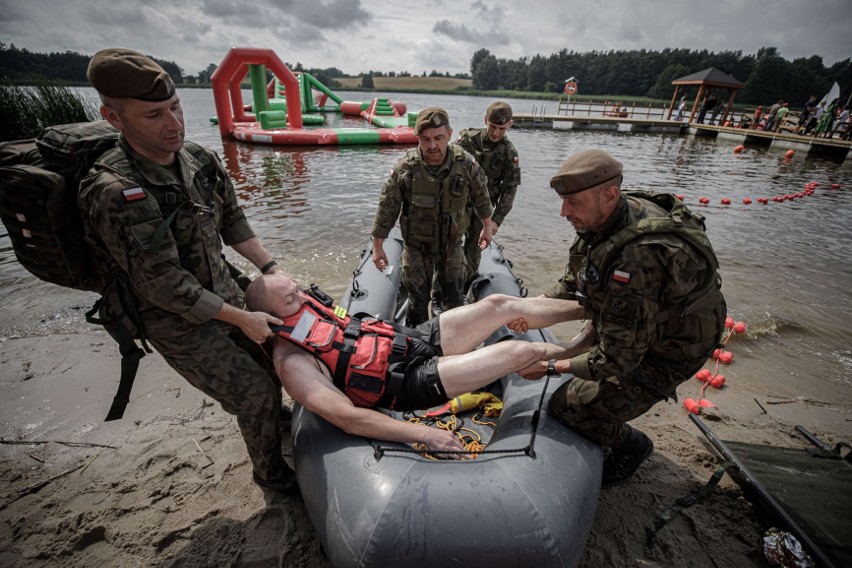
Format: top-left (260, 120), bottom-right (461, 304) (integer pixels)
top-left (486, 101), bottom-right (513, 124)
top-left (550, 149), bottom-right (623, 196)
top-left (87, 48), bottom-right (175, 102)
top-left (414, 107), bottom-right (450, 134)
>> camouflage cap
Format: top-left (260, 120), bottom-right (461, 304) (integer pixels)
top-left (550, 149), bottom-right (623, 196)
top-left (87, 48), bottom-right (175, 101)
top-left (414, 107), bottom-right (450, 134)
top-left (486, 101), bottom-right (513, 124)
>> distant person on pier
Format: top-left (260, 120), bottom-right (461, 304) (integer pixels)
top-left (750, 106), bottom-right (764, 130)
top-left (696, 94), bottom-right (718, 124)
top-left (797, 95), bottom-right (818, 134)
top-left (674, 95), bottom-right (687, 121)
top-left (457, 101), bottom-right (521, 289)
top-left (804, 100), bottom-right (826, 135)
top-left (371, 107), bottom-right (493, 326)
top-left (772, 103), bottom-right (790, 132)
top-left (764, 100), bottom-right (784, 131)
top-left (814, 98), bottom-right (839, 137)
top-left (832, 106), bottom-right (850, 139)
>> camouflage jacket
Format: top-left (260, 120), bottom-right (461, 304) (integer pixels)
top-left (545, 191), bottom-right (725, 381)
top-left (370, 143), bottom-right (493, 245)
top-left (78, 136), bottom-right (254, 337)
top-left (457, 128), bottom-right (521, 226)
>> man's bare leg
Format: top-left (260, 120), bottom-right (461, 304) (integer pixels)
top-left (436, 339), bottom-right (568, 398)
top-left (438, 294), bottom-right (584, 355)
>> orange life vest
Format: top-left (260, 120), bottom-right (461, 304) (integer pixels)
top-left (272, 292), bottom-right (414, 408)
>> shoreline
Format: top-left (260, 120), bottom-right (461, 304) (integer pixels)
top-left (1, 329), bottom-right (848, 567)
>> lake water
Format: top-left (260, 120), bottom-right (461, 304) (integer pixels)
top-left (1, 88), bottom-right (850, 433)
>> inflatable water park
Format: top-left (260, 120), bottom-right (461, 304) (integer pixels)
top-left (292, 234), bottom-right (603, 568)
top-left (211, 47), bottom-right (418, 146)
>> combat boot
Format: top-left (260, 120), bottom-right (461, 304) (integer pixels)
top-left (601, 426), bottom-right (653, 486)
top-left (253, 464), bottom-right (299, 495)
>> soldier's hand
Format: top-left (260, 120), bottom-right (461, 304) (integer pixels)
top-left (491, 222), bottom-right (500, 236)
top-left (507, 317), bottom-right (528, 334)
top-left (240, 311), bottom-right (283, 344)
top-left (372, 247), bottom-right (388, 271)
top-left (425, 429), bottom-right (471, 459)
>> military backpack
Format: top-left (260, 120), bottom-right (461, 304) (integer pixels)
top-left (0, 120), bottom-right (119, 291)
top-left (0, 121), bottom-right (152, 421)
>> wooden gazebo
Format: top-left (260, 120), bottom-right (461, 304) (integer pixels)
top-left (667, 68), bottom-right (745, 124)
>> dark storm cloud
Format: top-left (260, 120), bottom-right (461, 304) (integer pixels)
top-left (433, 20), bottom-right (509, 46)
top-left (200, 0), bottom-right (369, 30)
top-left (1, 0), bottom-right (849, 77)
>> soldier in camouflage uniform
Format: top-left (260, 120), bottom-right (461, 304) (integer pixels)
top-left (457, 101), bottom-right (521, 288)
top-left (520, 149), bottom-right (726, 486)
top-left (371, 107), bottom-right (493, 327)
top-left (79, 48), bottom-right (296, 494)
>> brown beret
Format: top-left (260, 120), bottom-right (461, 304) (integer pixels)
top-left (87, 48), bottom-right (175, 101)
top-left (486, 101), bottom-right (513, 124)
top-left (414, 107), bottom-right (450, 134)
top-left (550, 149), bottom-right (623, 196)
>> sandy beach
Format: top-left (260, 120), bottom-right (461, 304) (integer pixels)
top-left (1, 323), bottom-right (848, 568)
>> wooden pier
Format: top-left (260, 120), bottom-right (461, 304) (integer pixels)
top-left (513, 106), bottom-right (851, 163)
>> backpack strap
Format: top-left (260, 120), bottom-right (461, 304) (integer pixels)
top-left (85, 272), bottom-right (153, 421)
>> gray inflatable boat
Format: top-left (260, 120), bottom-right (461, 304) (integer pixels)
top-left (291, 235), bottom-right (603, 567)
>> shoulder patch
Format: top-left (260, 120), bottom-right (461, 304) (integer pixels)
top-left (602, 293), bottom-right (638, 328)
top-left (122, 187), bottom-right (146, 202)
top-left (612, 269), bottom-right (630, 283)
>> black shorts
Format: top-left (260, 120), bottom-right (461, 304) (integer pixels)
top-left (382, 315), bottom-right (448, 411)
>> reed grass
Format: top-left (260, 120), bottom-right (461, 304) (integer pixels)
top-left (1, 80), bottom-right (99, 141)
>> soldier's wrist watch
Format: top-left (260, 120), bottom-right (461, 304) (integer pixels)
top-left (546, 359), bottom-right (560, 377)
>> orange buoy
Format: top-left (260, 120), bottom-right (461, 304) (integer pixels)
top-left (676, 194), bottom-right (685, 201)
top-left (699, 197), bottom-right (710, 204)
top-left (695, 369), bottom-right (712, 382)
top-left (831, 183), bottom-right (841, 189)
top-left (721, 197), bottom-right (731, 205)
top-left (712, 348), bottom-right (721, 360)
top-left (684, 398), bottom-right (700, 414)
top-left (725, 315), bottom-right (734, 328)
top-left (785, 149), bottom-right (795, 158)
top-left (734, 145), bottom-right (744, 154)
top-left (742, 197), bottom-right (752, 204)
top-left (758, 197), bottom-right (769, 204)
top-left (710, 375), bottom-right (726, 389)
top-left (733, 321), bottom-right (747, 334)
top-left (719, 351), bottom-right (734, 364)
top-left (698, 398), bottom-right (715, 408)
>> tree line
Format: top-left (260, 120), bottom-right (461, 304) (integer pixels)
top-left (3, 42), bottom-right (849, 108)
top-left (471, 47), bottom-right (851, 106)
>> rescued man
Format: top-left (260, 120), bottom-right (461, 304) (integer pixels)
top-left (245, 274), bottom-right (587, 454)
top-left (457, 101), bottom-right (521, 288)
top-left (79, 48), bottom-right (295, 494)
top-left (516, 149), bottom-right (726, 486)
top-left (371, 107), bottom-right (493, 327)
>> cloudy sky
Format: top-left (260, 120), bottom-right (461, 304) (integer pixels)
top-left (1, 0), bottom-right (849, 77)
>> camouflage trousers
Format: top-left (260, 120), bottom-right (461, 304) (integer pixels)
top-left (149, 320), bottom-right (286, 481)
top-left (402, 243), bottom-right (465, 327)
top-left (548, 357), bottom-right (705, 448)
top-left (463, 215), bottom-right (483, 289)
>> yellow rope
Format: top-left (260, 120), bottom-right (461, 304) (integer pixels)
top-left (407, 414), bottom-right (494, 458)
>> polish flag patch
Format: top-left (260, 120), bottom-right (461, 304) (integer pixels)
top-left (612, 270), bottom-right (631, 283)
top-left (122, 187), bottom-right (146, 202)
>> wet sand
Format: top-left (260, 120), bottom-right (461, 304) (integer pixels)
top-left (1, 325), bottom-right (848, 567)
